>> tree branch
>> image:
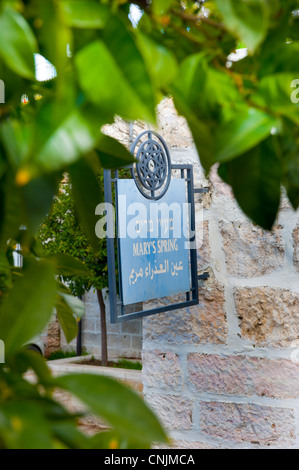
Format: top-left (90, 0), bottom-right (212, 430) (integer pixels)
top-left (171, 8), bottom-right (226, 31)
top-left (129, 0), bottom-right (150, 11)
top-left (97, 288), bottom-right (108, 367)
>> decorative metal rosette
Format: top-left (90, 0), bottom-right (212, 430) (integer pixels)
top-left (130, 131), bottom-right (171, 200)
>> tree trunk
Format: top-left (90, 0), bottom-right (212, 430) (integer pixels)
top-left (76, 319), bottom-right (82, 357)
top-left (97, 288), bottom-right (108, 366)
top-left (76, 295), bottom-right (83, 356)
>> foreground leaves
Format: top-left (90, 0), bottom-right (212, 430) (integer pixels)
top-left (215, 107), bottom-right (281, 162)
top-left (96, 133), bottom-right (135, 168)
top-left (69, 158), bottom-right (103, 252)
top-left (0, 0), bottom-right (299, 450)
top-left (0, 6), bottom-right (37, 79)
top-left (56, 292), bottom-right (85, 343)
top-left (75, 15), bottom-right (155, 123)
top-left (59, 1), bottom-right (109, 29)
top-left (0, 260), bottom-right (56, 355)
top-left (215, 0), bottom-right (273, 53)
top-left (218, 138), bottom-right (282, 229)
top-left (0, 347), bottom-right (167, 449)
top-left (55, 374), bottom-right (167, 447)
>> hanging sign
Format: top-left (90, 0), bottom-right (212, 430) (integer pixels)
top-left (117, 178), bottom-right (190, 305)
top-left (104, 130), bottom-right (198, 323)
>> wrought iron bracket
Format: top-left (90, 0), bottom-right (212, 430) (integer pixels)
top-left (194, 187), bottom-right (210, 194)
top-left (198, 272), bottom-right (210, 280)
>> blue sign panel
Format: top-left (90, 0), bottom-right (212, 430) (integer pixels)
top-left (117, 179), bottom-right (190, 305)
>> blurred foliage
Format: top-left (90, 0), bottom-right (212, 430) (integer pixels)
top-left (0, 0), bottom-right (298, 449)
top-left (39, 179), bottom-right (108, 338)
top-left (39, 175), bottom-right (112, 361)
top-left (138, 0), bottom-right (299, 229)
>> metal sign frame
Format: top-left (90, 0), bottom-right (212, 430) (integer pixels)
top-left (104, 163), bottom-right (199, 324)
top-left (130, 130), bottom-right (172, 201)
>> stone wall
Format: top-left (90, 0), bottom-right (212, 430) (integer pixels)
top-left (136, 99), bottom-right (299, 449)
top-left (43, 317), bottom-right (61, 357)
top-left (62, 97), bottom-right (299, 448)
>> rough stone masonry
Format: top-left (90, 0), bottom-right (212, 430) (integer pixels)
top-left (104, 98), bottom-right (299, 449)
top-left (54, 97), bottom-right (299, 449)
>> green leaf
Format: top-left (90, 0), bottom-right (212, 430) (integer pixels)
top-left (0, 260), bottom-right (56, 356)
top-left (0, 6), bottom-right (37, 79)
top-left (22, 176), bottom-right (58, 234)
top-left (56, 293), bottom-right (84, 343)
top-left (56, 307), bottom-right (77, 344)
top-left (0, 151), bottom-right (6, 180)
top-left (174, 53), bottom-right (242, 122)
top-left (75, 16), bottom-right (155, 122)
top-left (96, 133), bottom-right (135, 169)
top-left (55, 374), bottom-right (167, 446)
top-left (152, 0), bottom-right (174, 16)
top-left (0, 119), bottom-right (33, 170)
top-left (218, 138), bottom-right (281, 229)
top-left (34, 0), bottom-right (70, 81)
top-left (215, 107), bottom-right (281, 162)
top-left (47, 253), bottom-right (91, 277)
top-left (0, 401), bottom-right (53, 449)
top-left (51, 422), bottom-right (90, 449)
top-left (0, 173), bottom-right (24, 248)
top-left (172, 85), bottom-right (215, 172)
top-left (75, 40), bottom-right (147, 122)
top-left (9, 349), bottom-right (52, 385)
top-left (251, 73), bottom-right (299, 125)
top-left (170, 53), bottom-right (207, 115)
top-left (59, 293), bottom-right (85, 320)
top-left (259, 42), bottom-right (299, 76)
top-left (173, 53), bottom-right (245, 171)
top-left (0, 250), bottom-right (12, 292)
top-left (215, 0), bottom-right (271, 53)
top-left (286, 179), bottom-right (299, 210)
top-left (284, 149), bottom-right (299, 210)
top-left (70, 158), bottom-right (102, 252)
top-left (60, 1), bottom-right (109, 29)
top-left (136, 33), bottom-right (177, 88)
top-left (32, 103), bottom-right (102, 174)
